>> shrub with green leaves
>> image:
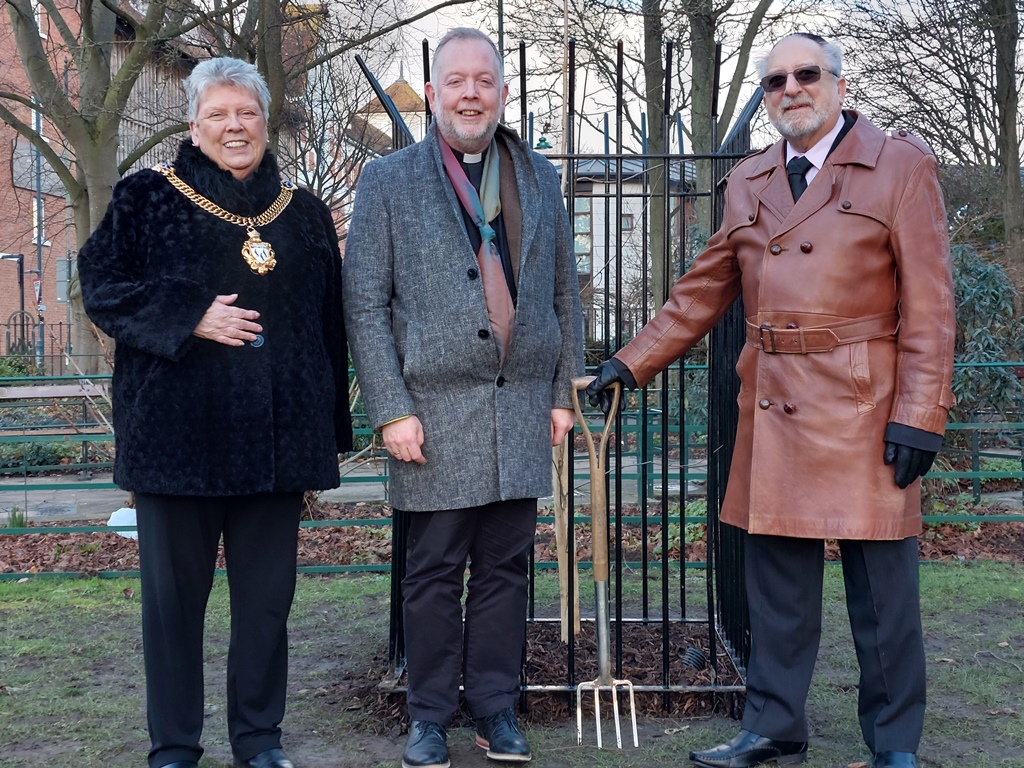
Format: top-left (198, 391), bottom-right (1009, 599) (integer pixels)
top-left (949, 243), bottom-right (1024, 423)
top-left (0, 441), bottom-right (79, 470)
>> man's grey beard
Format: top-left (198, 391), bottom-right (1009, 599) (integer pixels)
top-left (433, 105), bottom-right (498, 153)
top-left (771, 95), bottom-right (837, 141)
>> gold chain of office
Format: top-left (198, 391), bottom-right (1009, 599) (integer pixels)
top-left (153, 162), bottom-right (294, 275)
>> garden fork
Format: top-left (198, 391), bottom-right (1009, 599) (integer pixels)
top-left (571, 376), bottom-right (638, 749)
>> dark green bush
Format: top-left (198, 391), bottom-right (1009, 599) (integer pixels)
top-left (949, 243), bottom-right (1024, 422)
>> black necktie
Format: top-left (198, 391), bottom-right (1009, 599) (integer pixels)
top-left (787, 156), bottom-right (813, 202)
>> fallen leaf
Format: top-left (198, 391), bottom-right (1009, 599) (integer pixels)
top-left (985, 708), bottom-right (1017, 716)
top-left (998, 641), bottom-right (1010, 648)
top-left (122, 587), bottom-right (134, 599)
top-left (847, 762), bottom-right (869, 768)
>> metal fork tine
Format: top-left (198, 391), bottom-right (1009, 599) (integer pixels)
top-left (626, 681), bottom-right (639, 746)
top-left (576, 686), bottom-right (584, 745)
top-left (611, 683), bottom-right (622, 748)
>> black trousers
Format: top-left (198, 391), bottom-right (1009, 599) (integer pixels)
top-left (401, 498), bottom-right (537, 724)
top-left (135, 492), bottom-right (302, 768)
top-left (741, 533), bottom-right (925, 754)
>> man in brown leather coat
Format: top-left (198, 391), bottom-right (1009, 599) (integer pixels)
top-left (587, 33), bottom-right (955, 768)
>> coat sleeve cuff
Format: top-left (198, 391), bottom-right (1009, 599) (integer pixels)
top-left (885, 422), bottom-right (943, 452)
top-left (610, 357), bottom-right (638, 390)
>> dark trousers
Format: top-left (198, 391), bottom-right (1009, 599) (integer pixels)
top-left (741, 533), bottom-right (925, 754)
top-left (401, 498), bottom-right (537, 724)
top-left (135, 492), bottom-right (302, 768)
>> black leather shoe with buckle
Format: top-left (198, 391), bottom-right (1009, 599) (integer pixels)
top-left (402, 721), bottom-right (450, 768)
top-left (689, 730), bottom-right (808, 768)
top-left (475, 707), bottom-right (532, 762)
top-left (233, 748), bottom-right (294, 768)
top-left (873, 752), bottom-right (918, 768)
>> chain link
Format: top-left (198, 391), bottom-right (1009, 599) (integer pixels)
top-left (153, 163), bottom-right (293, 228)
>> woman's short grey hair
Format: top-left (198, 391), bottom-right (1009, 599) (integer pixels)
top-left (755, 33), bottom-right (843, 80)
top-left (184, 57), bottom-right (271, 123)
top-left (432, 28), bottom-right (504, 83)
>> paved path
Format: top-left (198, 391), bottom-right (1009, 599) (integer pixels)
top-left (2, 460), bottom-right (1014, 526)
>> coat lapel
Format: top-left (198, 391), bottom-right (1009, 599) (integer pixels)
top-left (750, 142), bottom-right (832, 236)
top-left (425, 128), bottom-right (478, 260)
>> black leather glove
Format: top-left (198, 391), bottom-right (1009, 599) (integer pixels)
top-left (585, 359), bottom-right (627, 417)
top-left (884, 441), bottom-right (937, 489)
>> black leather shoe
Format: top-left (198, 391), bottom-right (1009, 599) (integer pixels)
top-left (402, 720), bottom-right (450, 768)
top-left (234, 748), bottom-right (295, 768)
top-left (873, 752), bottom-right (918, 768)
top-left (475, 707), bottom-right (532, 762)
top-left (160, 763), bottom-right (199, 768)
top-left (689, 730), bottom-right (808, 767)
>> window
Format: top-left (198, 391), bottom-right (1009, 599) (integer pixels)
top-left (31, 198), bottom-right (50, 246)
top-left (574, 197), bottom-right (592, 274)
top-left (56, 256), bottom-right (70, 304)
top-left (621, 213), bottom-right (635, 231)
top-left (31, 0), bottom-right (46, 37)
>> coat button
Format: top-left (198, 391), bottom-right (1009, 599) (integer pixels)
top-left (898, 129), bottom-right (908, 136)
top-left (800, 241), bottom-right (812, 253)
top-left (786, 322), bottom-right (797, 329)
top-left (783, 402), bottom-right (797, 414)
top-left (467, 267), bottom-right (479, 279)
top-left (769, 244), bottom-right (782, 255)
top-left (250, 334), bottom-right (264, 348)
top-left (841, 200), bottom-right (852, 209)
top-left (758, 399), bottom-right (771, 410)
top-left (496, 375), bottom-right (506, 387)
top-left (748, 213), bottom-right (755, 221)
top-left (478, 329), bottom-right (490, 339)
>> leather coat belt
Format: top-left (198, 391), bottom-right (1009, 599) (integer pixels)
top-left (746, 311), bottom-right (900, 354)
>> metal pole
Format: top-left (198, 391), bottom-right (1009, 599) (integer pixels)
top-left (33, 103), bottom-right (44, 369)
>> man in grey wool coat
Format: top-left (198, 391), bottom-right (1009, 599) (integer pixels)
top-left (343, 27), bottom-right (585, 768)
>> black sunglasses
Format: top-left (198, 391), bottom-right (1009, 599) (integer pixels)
top-left (760, 65), bottom-right (839, 93)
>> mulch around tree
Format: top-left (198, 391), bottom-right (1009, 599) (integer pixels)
top-left (2, 499), bottom-right (1020, 726)
top-left (3, 500), bottom-right (1022, 575)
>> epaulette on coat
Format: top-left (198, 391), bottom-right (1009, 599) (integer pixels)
top-left (889, 128), bottom-right (933, 155)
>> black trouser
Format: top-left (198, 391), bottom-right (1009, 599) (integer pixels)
top-left (741, 533), bottom-right (925, 754)
top-left (136, 492), bottom-right (302, 768)
top-left (401, 498), bottom-right (537, 724)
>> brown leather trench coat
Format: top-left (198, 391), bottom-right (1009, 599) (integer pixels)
top-left (616, 112), bottom-right (956, 540)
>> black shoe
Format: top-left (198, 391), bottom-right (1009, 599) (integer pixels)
top-left (475, 707), bottom-right (532, 762)
top-left (234, 748), bottom-right (295, 768)
top-left (689, 730), bottom-right (808, 768)
top-left (873, 752), bottom-right (918, 768)
top-left (402, 721), bottom-right (450, 768)
top-left (159, 763), bottom-right (199, 768)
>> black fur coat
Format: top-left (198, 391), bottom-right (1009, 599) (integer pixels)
top-left (78, 141), bottom-right (352, 495)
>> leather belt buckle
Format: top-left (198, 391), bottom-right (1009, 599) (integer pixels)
top-left (758, 323), bottom-right (777, 354)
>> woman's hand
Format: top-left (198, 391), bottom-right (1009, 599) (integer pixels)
top-left (193, 294), bottom-right (262, 346)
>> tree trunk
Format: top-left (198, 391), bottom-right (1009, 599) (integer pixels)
top-left (688, 3), bottom-right (717, 242)
top-left (987, 0), bottom-right (1023, 265)
top-left (642, 0), bottom-right (667, 309)
top-left (68, 132), bottom-right (121, 374)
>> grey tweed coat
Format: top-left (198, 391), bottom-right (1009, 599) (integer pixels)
top-left (343, 124), bottom-right (584, 511)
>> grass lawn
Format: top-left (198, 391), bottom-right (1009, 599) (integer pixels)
top-left (1, 562), bottom-right (1022, 767)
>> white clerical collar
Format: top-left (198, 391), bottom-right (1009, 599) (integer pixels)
top-left (463, 152), bottom-right (483, 164)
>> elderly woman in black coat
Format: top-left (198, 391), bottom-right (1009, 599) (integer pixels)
top-left (77, 57), bottom-right (351, 768)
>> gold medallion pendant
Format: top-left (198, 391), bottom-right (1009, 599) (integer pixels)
top-left (154, 163), bottom-right (294, 276)
top-left (242, 228), bottom-right (276, 275)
